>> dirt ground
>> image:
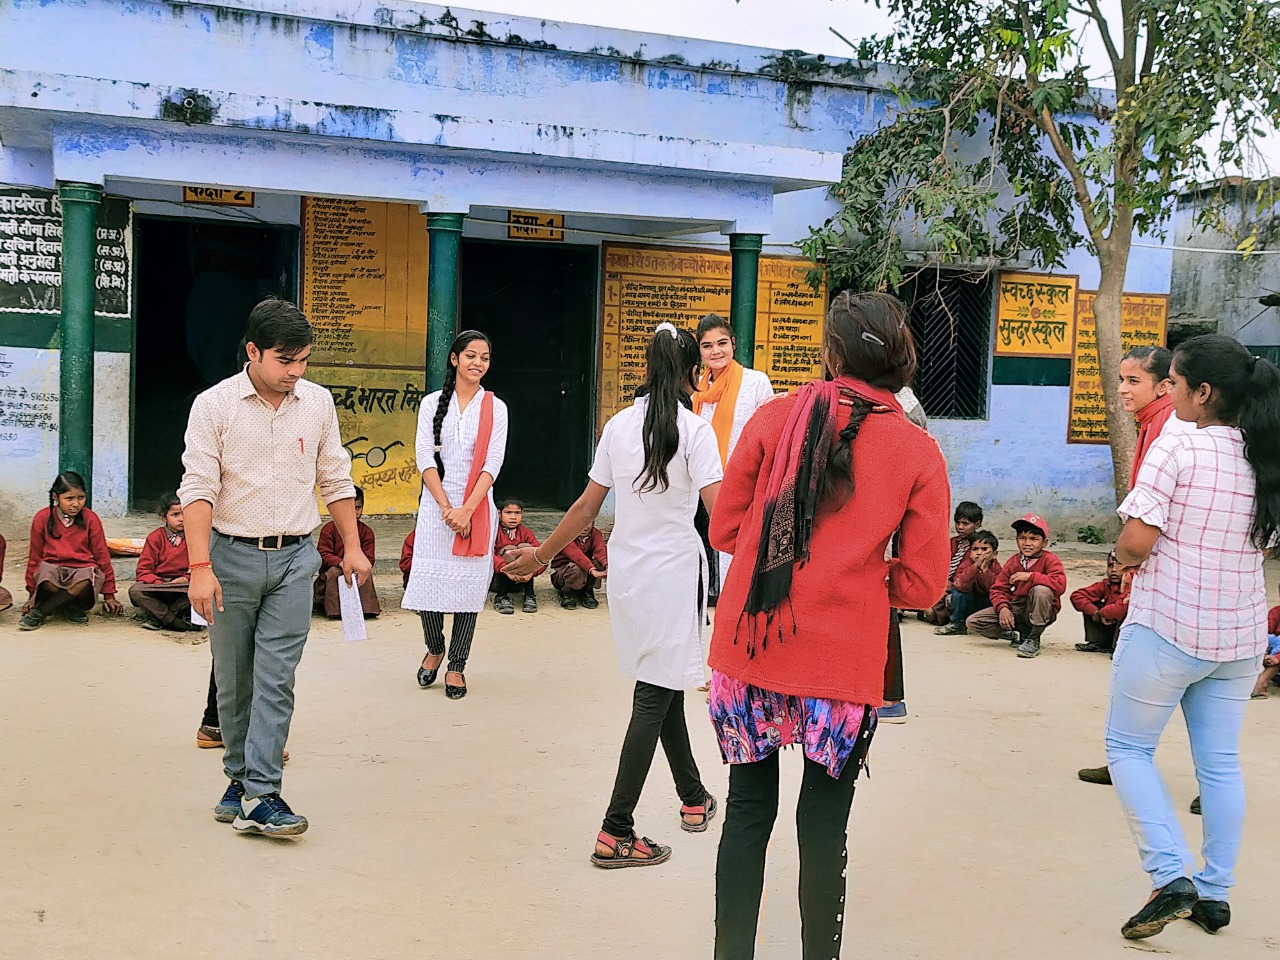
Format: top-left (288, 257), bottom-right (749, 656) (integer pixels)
top-left (2, 543), bottom-right (1279, 960)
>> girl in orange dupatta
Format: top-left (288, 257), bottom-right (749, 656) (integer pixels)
top-left (403, 330), bottom-right (509, 700)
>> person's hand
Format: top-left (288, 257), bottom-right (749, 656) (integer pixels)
top-left (1101, 617), bottom-right (1117, 626)
top-left (502, 545), bottom-right (542, 578)
top-left (998, 607), bottom-right (1016, 631)
top-left (1009, 571), bottom-right (1032, 585)
top-left (1090, 610), bottom-right (1102, 623)
top-left (102, 597), bottom-right (124, 616)
top-left (590, 567), bottom-right (607, 579)
top-left (173, 576), bottom-right (189, 585)
top-left (974, 553), bottom-right (993, 571)
top-left (21, 597), bottom-right (34, 615)
top-left (189, 566), bottom-right (223, 625)
top-left (342, 546), bottom-right (373, 589)
top-left (1265, 655), bottom-right (1279, 668)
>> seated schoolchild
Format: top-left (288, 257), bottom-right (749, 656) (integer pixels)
top-left (550, 523), bottom-right (608, 611)
top-left (491, 498), bottom-right (544, 614)
top-left (400, 529), bottom-right (415, 588)
top-left (313, 486), bottom-right (380, 618)
top-left (923, 501), bottom-right (983, 625)
top-left (1070, 550), bottom-right (1130, 653)
top-left (0, 530), bottom-right (12, 613)
top-left (1250, 588), bottom-right (1280, 699)
top-left (20, 470), bottom-right (123, 630)
top-left (966, 513), bottom-right (1066, 659)
top-left (934, 530), bottom-right (999, 635)
top-left (128, 492), bottom-right (199, 631)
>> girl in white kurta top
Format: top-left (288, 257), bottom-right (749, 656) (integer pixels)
top-left (502, 322), bottom-right (723, 867)
top-left (403, 332), bottom-right (507, 699)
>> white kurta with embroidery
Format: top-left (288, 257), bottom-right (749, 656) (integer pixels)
top-left (697, 366), bottom-right (776, 588)
top-left (590, 398), bottom-right (724, 690)
top-left (402, 388), bottom-right (508, 613)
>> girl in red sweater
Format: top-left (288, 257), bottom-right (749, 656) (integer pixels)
top-left (707, 292), bottom-right (951, 960)
top-left (129, 493), bottom-right (198, 632)
top-left (19, 471), bottom-right (122, 630)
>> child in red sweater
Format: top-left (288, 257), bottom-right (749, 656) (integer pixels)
top-left (19, 470), bottom-right (121, 630)
top-left (1071, 551), bottom-right (1130, 653)
top-left (491, 498), bottom-right (544, 614)
top-left (922, 501), bottom-right (982, 625)
top-left (400, 530), bottom-right (415, 587)
top-left (1250, 588), bottom-right (1280, 698)
top-left (313, 486), bottom-right (379, 618)
top-left (551, 523), bottom-right (608, 610)
top-left (966, 513), bottom-right (1066, 659)
top-left (935, 530), bottom-right (1000, 635)
top-left (0, 531), bottom-right (12, 613)
top-left (129, 493), bottom-right (198, 631)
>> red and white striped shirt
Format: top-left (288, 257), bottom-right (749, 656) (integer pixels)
top-left (1118, 425), bottom-right (1267, 662)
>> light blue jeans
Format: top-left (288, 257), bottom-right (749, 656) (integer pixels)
top-left (1105, 623), bottom-right (1261, 901)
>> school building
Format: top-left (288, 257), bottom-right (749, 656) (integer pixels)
top-left (0, 0), bottom-right (1172, 536)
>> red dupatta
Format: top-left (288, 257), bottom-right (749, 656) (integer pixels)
top-left (451, 391), bottom-right (495, 557)
top-left (1130, 393), bottom-right (1174, 490)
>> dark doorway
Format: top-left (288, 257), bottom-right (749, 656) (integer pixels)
top-left (461, 239), bottom-right (597, 507)
top-left (131, 218), bottom-right (296, 509)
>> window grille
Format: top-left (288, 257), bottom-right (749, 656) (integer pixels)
top-left (897, 270), bottom-right (991, 420)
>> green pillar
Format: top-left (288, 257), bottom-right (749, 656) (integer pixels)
top-left (57, 182), bottom-right (103, 493)
top-left (425, 212), bottom-right (464, 391)
top-left (729, 233), bottom-right (763, 368)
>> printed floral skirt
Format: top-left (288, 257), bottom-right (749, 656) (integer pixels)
top-left (708, 670), bottom-right (876, 779)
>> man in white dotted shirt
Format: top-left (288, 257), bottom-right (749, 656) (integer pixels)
top-left (178, 298), bottom-right (371, 838)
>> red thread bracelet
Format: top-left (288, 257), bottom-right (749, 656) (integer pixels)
top-left (189, 560), bottom-right (213, 571)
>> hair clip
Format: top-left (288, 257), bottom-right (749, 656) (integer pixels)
top-left (433, 445), bottom-right (442, 453)
top-left (655, 321), bottom-right (680, 341)
top-left (861, 331), bottom-right (885, 346)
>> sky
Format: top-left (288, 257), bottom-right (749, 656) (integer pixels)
top-left (457, 0), bottom-right (1277, 175)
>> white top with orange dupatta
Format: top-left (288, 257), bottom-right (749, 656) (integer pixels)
top-left (693, 364), bottom-right (776, 467)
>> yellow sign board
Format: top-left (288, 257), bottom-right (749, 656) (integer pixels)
top-left (1067, 291), bottom-right (1169, 444)
top-left (507, 210), bottom-right (565, 241)
top-left (598, 243), bottom-right (826, 430)
top-left (300, 196), bottom-right (430, 513)
top-left (182, 186), bottom-right (255, 206)
top-left (994, 271), bottom-right (1079, 357)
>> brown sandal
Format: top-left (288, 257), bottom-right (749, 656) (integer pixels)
top-left (590, 831), bottom-right (672, 869)
top-left (680, 794), bottom-right (718, 833)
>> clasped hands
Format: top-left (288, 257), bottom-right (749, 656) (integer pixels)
top-left (440, 502), bottom-right (474, 539)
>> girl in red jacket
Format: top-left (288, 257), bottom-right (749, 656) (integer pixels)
top-left (707, 292), bottom-right (951, 960)
top-left (129, 492), bottom-right (198, 632)
top-left (19, 470), bottom-right (122, 630)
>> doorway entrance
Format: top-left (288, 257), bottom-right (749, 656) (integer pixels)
top-left (460, 239), bottom-right (597, 507)
top-left (131, 218), bottom-right (296, 509)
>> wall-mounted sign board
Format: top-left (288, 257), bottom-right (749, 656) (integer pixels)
top-left (507, 210), bottom-right (565, 241)
top-left (183, 186), bottom-right (255, 207)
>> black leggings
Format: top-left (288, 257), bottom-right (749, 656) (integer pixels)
top-left (419, 611), bottom-right (478, 673)
top-left (602, 681), bottom-right (707, 838)
top-left (714, 709), bottom-right (875, 960)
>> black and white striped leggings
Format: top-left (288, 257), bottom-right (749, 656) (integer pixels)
top-left (418, 611), bottom-right (478, 673)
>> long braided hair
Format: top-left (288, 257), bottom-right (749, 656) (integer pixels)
top-left (819, 292), bottom-right (918, 507)
top-left (636, 324), bottom-right (701, 494)
top-left (431, 330), bottom-right (492, 481)
top-left (46, 471), bottom-right (88, 538)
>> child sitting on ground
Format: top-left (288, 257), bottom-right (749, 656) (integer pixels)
top-left (934, 530), bottom-right (999, 635)
top-left (0, 531), bottom-right (12, 613)
top-left (923, 501), bottom-right (983, 625)
top-left (129, 492), bottom-right (198, 631)
top-left (20, 470), bottom-right (122, 630)
top-left (314, 486), bottom-right (380, 618)
top-left (1070, 550), bottom-right (1130, 654)
top-left (492, 498), bottom-right (544, 614)
top-left (550, 523), bottom-right (608, 610)
top-left (1250, 588), bottom-right (1280, 698)
top-left (966, 513), bottom-right (1066, 659)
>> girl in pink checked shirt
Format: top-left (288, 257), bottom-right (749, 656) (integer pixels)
top-left (1106, 335), bottom-right (1280, 941)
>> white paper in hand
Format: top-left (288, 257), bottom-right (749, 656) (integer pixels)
top-left (189, 604), bottom-right (208, 627)
top-left (337, 573), bottom-right (368, 642)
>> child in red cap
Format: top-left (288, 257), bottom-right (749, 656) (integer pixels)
top-left (965, 514), bottom-right (1066, 658)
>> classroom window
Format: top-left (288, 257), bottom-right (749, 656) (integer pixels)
top-left (898, 270), bottom-right (991, 420)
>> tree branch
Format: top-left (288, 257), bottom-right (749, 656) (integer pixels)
top-left (1139, 12), bottom-right (1158, 81)
top-left (1084, 0), bottom-right (1123, 77)
top-left (1037, 103), bottom-right (1101, 241)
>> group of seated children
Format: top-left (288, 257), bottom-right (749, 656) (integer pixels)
top-left (925, 506), bottom-right (1068, 660)
top-left (1069, 551), bottom-right (1130, 654)
top-left (487, 497), bottom-right (609, 613)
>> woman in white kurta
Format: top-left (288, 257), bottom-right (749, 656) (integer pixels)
top-left (692, 314), bottom-right (775, 593)
top-left (403, 331), bottom-right (507, 700)
top-left (504, 322), bottom-right (723, 868)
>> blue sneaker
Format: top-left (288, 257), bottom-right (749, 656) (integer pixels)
top-left (233, 793), bottom-right (309, 837)
top-left (877, 702), bottom-right (908, 723)
top-left (214, 779), bottom-right (245, 823)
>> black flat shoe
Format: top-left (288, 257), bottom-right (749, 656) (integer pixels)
top-left (1121, 877), bottom-right (1197, 940)
top-left (444, 671), bottom-right (467, 700)
top-left (1190, 899), bottom-right (1230, 934)
top-left (417, 654), bottom-right (444, 688)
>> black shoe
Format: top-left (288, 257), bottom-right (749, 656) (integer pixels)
top-left (1016, 636), bottom-right (1041, 658)
top-left (445, 672), bottom-right (467, 700)
top-left (1002, 629), bottom-right (1021, 647)
top-left (141, 616), bottom-right (164, 632)
top-left (1078, 765), bottom-right (1113, 785)
top-left (1189, 899), bottom-right (1230, 934)
top-left (579, 590), bottom-right (599, 610)
top-left (494, 594), bottom-right (515, 615)
top-left (1121, 877), bottom-right (1197, 940)
top-left (1075, 642), bottom-right (1111, 653)
top-left (558, 591), bottom-right (578, 610)
top-left (1190, 795), bottom-right (1201, 815)
top-left (522, 594), bottom-right (538, 613)
top-left (417, 653), bottom-right (444, 688)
